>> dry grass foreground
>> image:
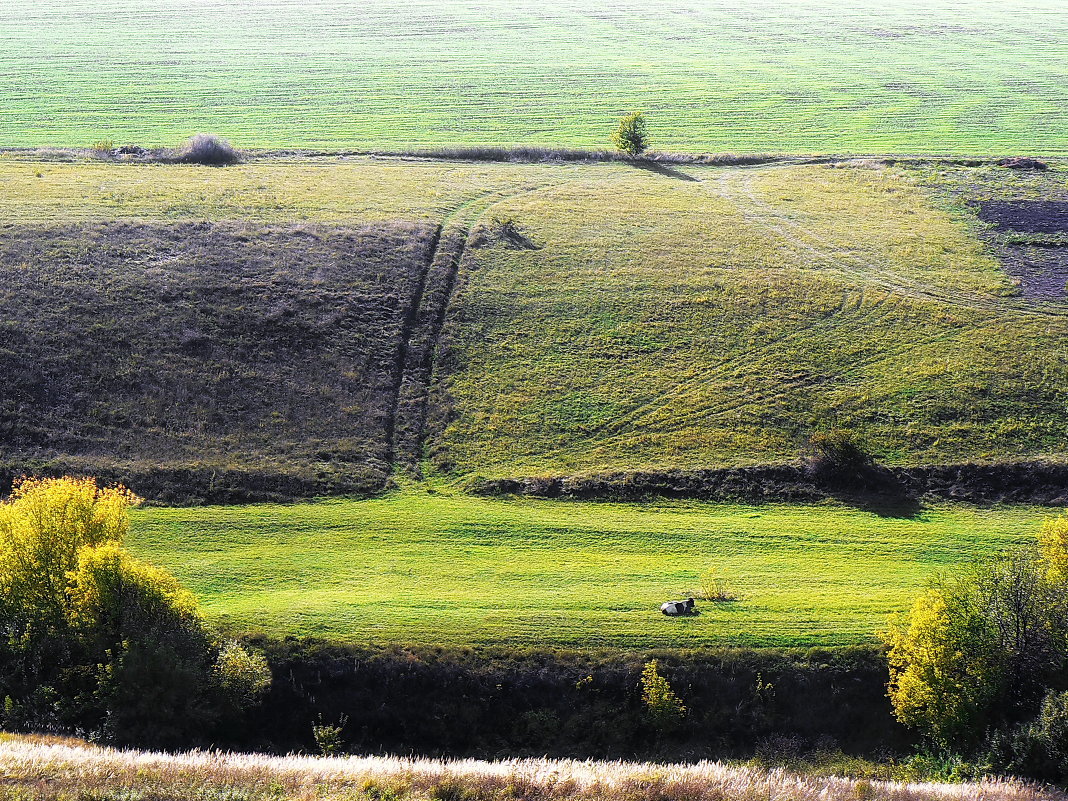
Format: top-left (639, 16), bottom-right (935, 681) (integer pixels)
top-left (0, 735), bottom-right (1059, 801)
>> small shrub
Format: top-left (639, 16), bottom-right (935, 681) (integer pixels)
top-left (177, 133), bottom-right (240, 165)
top-left (805, 430), bottom-right (875, 485)
top-left (696, 567), bottom-right (737, 602)
top-left (852, 779), bottom-right (875, 800)
top-left (640, 659), bottom-right (686, 733)
top-left (469, 217), bottom-right (537, 250)
top-left (90, 138), bottom-right (114, 154)
top-left (312, 713), bottom-right (348, 755)
top-left (215, 640), bottom-right (272, 706)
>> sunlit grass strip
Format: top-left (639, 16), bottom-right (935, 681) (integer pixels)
top-left (128, 493), bottom-right (1041, 648)
top-left (0, 735), bottom-right (1057, 801)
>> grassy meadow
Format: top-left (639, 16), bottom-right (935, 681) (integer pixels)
top-left (433, 159), bottom-right (1068, 479)
top-left (4, 1), bottom-right (1068, 156)
top-left (127, 488), bottom-right (1048, 648)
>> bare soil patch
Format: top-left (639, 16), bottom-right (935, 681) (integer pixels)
top-left (978, 200), bottom-right (1068, 234)
top-left (975, 200), bottom-right (1068, 299)
top-left (1000, 245), bottom-right (1068, 299)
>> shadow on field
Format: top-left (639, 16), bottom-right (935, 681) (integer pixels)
top-left (823, 465), bottom-right (923, 519)
top-left (827, 485), bottom-right (923, 519)
top-left (628, 160), bottom-right (700, 182)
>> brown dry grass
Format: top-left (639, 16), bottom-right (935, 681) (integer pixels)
top-left (0, 735), bottom-right (1058, 801)
top-left (0, 220), bottom-right (436, 502)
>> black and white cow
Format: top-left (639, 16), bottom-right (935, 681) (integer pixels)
top-left (660, 597), bottom-right (698, 616)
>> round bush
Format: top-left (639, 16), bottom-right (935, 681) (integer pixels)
top-left (178, 133), bottom-right (240, 165)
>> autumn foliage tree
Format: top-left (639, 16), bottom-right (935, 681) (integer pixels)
top-left (884, 515), bottom-right (1068, 779)
top-left (0, 477), bottom-right (269, 746)
top-left (640, 659), bottom-right (686, 734)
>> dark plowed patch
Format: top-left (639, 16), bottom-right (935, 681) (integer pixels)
top-left (0, 220), bottom-right (436, 502)
top-left (1001, 246), bottom-right (1068, 299)
top-left (978, 200), bottom-right (1068, 234)
top-left (973, 201), bottom-right (1068, 300)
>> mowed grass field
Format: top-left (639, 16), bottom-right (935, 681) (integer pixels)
top-left (127, 488), bottom-right (1048, 648)
top-left (5, 0), bottom-right (1068, 155)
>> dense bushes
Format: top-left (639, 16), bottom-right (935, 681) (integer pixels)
top-left (885, 514), bottom-right (1068, 781)
top-left (241, 640), bottom-right (902, 759)
top-left (0, 477), bottom-right (269, 746)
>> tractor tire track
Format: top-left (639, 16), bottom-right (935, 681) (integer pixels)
top-left (389, 179), bottom-right (565, 474)
top-left (585, 165), bottom-right (1028, 449)
top-left (723, 168), bottom-right (1068, 320)
top-left (390, 223), bottom-right (469, 474)
top-left (572, 288), bottom-right (892, 445)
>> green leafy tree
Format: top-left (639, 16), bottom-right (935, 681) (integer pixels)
top-left (612, 111), bottom-right (649, 156)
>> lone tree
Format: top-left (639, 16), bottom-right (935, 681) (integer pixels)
top-left (612, 111), bottom-right (649, 156)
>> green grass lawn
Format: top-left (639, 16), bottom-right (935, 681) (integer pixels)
top-left (127, 489), bottom-right (1051, 648)
top-left (5, 1), bottom-right (1067, 155)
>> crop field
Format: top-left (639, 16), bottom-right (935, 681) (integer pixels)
top-left (127, 488), bottom-right (1046, 648)
top-left (4, 1), bottom-right (1068, 156)
top-left (3, 154), bottom-right (1068, 494)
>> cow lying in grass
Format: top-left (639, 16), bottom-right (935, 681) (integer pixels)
top-left (661, 597), bottom-right (699, 616)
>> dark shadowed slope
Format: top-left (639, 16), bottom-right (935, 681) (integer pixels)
top-left (0, 220), bottom-right (437, 502)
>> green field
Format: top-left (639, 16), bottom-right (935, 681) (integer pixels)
top-left (5, 1), bottom-right (1068, 155)
top-left (127, 488), bottom-right (1047, 648)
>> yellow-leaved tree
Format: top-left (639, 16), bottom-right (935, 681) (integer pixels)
top-left (0, 477), bottom-right (269, 746)
top-left (640, 659), bottom-right (686, 735)
top-left (884, 517), bottom-right (1068, 770)
top-left (0, 477), bottom-right (138, 632)
top-left (1040, 515), bottom-right (1068, 582)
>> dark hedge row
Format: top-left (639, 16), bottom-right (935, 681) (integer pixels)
top-left (234, 641), bottom-right (907, 761)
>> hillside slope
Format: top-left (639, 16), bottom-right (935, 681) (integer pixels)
top-left (1, 154), bottom-right (1066, 500)
top-left (0, 219), bottom-right (436, 500)
top-left (431, 161), bottom-right (1068, 483)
